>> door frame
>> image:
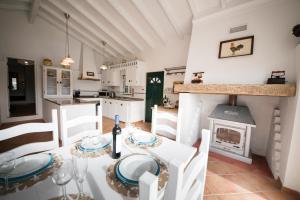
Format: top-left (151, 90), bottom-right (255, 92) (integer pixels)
top-left (145, 71), bottom-right (164, 122)
top-left (0, 57), bottom-right (42, 123)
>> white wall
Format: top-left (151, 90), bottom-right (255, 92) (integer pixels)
top-left (279, 44), bottom-right (300, 192)
top-left (180, 0), bottom-right (300, 155)
top-left (0, 10), bottom-right (102, 122)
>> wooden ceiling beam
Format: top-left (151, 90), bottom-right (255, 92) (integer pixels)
top-left (157, 0), bottom-right (184, 38)
top-left (67, 0), bottom-right (140, 54)
top-left (39, 7), bottom-right (112, 59)
top-left (47, 0), bottom-right (125, 56)
top-left (131, 0), bottom-right (167, 44)
top-left (29, 0), bottom-right (41, 23)
top-left (86, 0), bottom-right (146, 52)
top-left (106, 0), bottom-right (156, 49)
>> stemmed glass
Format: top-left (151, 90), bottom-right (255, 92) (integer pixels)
top-left (72, 156), bottom-right (88, 198)
top-left (52, 159), bottom-right (73, 200)
top-left (0, 152), bottom-right (16, 191)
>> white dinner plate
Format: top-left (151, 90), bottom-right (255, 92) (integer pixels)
top-left (79, 135), bottom-right (111, 151)
top-left (130, 132), bottom-right (157, 145)
top-left (117, 154), bottom-right (160, 184)
top-left (0, 153), bottom-right (53, 183)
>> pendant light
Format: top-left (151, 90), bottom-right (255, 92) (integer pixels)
top-left (61, 13), bottom-right (74, 66)
top-left (100, 41), bottom-right (108, 70)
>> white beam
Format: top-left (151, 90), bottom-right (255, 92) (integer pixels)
top-left (187, 0), bottom-right (199, 19)
top-left (157, 0), bottom-right (184, 38)
top-left (86, 0), bottom-right (146, 52)
top-left (131, 0), bottom-right (166, 44)
top-left (106, 0), bottom-right (156, 49)
top-left (39, 8), bottom-right (111, 59)
top-left (67, 0), bottom-right (141, 54)
top-left (29, 0), bottom-right (41, 23)
top-left (47, 0), bottom-right (126, 56)
top-left (40, 3), bottom-right (116, 58)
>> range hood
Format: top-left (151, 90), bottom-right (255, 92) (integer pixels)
top-left (78, 44), bottom-right (100, 81)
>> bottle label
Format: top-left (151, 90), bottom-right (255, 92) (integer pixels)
top-left (116, 134), bottom-right (121, 153)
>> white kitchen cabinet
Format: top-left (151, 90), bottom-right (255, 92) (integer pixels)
top-left (43, 66), bottom-right (73, 98)
top-left (101, 68), bottom-right (121, 86)
top-left (107, 60), bottom-right (146, 87)
top-left (101, 98), bottom-right (144, 123)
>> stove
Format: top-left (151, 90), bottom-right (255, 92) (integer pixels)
top-left (208, 104), bottom-right (256, 164)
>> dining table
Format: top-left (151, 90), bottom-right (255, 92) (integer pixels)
top-left (1, 129), bottom-right (197, 200)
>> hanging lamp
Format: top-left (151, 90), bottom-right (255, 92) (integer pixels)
top-left (61, 13), bottom-right (74, 66)
top-left (100, 41), bottom-right (108, 70)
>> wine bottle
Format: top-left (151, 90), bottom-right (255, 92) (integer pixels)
top-left (112, 115), bottom-right (122, 159)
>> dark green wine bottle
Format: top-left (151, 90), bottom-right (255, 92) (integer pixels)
top-left (112, 115), bottom-right (121, 159)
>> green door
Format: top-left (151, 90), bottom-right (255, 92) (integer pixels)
top-left (145, 71), bottom-right (164, 122)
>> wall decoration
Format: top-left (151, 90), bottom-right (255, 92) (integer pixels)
top-left (191, 72), bottom-right (204, 84)
top-left (218, 36), bottom-right (254, 58)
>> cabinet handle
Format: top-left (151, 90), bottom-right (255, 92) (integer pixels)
top-left (60, 81), bottom-right (62, 84)
top-left (110, 102), bottom-right (112, 104)
top-left (121, 104), bottom-right (123, 106)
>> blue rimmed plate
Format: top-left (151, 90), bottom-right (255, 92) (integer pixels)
top-left (0, 153), bottom-right (54, 184)
top-left (79, 135), bottom-right (111, 152)
top-left (115, 154), bottom-right (160, 186)
top-left (130, 132), bottom-right (157, 145)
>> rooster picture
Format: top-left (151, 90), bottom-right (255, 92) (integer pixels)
top-left (230, 42), bottom-right (244, 55)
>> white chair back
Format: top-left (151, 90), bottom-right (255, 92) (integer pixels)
top-left (164, 129), bottom-right (211, 200)
top-left (151, 105), bottom-right (181, 142)
top-left (0, 109), bottom-right (59, 159)
top-left (138, 129), bottom-right (211, 200)
top-left (60, 104), bottom-right (103, 146)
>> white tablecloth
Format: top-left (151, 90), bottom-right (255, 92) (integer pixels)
top-left (2, 130), bottom-right (197, 200)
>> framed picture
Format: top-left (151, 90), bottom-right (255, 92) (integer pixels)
top-left (173, 81), bottom-right (183, 94)
top-left (218, 36), bottom-right (254, 58)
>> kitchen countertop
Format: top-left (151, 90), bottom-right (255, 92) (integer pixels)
top-left (45, 98), bottom-right (100, 106)
top-left (158, 106), bottom-right (178, 114)
top-left (46, 96), bottom-right (144, 106)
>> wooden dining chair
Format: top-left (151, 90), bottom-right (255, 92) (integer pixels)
top-left (139, 129), bottom-right (211, 200)
top-left (0, 109), bottom-right (59, 159)
top-left (60, 104), bottom-right (103, 146)
top-left (151, 105), bottom-right (182, 143)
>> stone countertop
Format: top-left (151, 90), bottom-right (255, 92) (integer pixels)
top-left (95, 96), bottom-right (144, 101)
top-left (45, 98), bottom-right (100, 106)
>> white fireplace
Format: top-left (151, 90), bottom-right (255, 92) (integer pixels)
top-left (208, 104), bottom-right (256, 164)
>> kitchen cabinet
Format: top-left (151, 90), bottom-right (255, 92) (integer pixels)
top-left (43, 66), bottom-right (73, 98)
top-left (104, 60), bottom-right (145, 87)
top-left (101, 68), bottom-right (121, 86)
top-left (101, 98), bottom-right (144, 123)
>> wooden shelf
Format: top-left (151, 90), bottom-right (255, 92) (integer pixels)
top-left (174, 83), bottom-right (296, 97)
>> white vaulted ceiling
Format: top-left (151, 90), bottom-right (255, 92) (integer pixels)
top-left (0, 0), bottom-right (258, 59)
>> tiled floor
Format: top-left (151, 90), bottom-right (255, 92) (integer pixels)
top-left (1, 118), bottom-right (299, 199)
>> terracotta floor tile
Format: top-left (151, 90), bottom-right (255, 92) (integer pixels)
top-left (262, 191), bottom-right (300, 200)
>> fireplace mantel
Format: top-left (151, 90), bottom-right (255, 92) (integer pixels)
top-left (174, 83), bottom-right (296, 97)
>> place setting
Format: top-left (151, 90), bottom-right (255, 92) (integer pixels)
top-left (71, 134), bottom-right (112, 158)
top-left (106, 153), bottom-right (169, 198)
top-left (124, 126), bottom-right (163, 149)
top-left (0, 151), bottom-right (63, 195)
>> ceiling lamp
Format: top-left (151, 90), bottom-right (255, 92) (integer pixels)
top-left (100, 41), bottom-right (108, 70)
top-left (61, 13), bottom-right (74, 67)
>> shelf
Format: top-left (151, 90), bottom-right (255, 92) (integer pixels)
top-left (174, 83), bottom-right (296, 97)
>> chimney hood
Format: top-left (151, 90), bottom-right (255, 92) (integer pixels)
top-left (78, 44), bottom-right (100, 81)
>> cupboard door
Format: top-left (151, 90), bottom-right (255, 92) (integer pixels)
top-left (45, 68), bottom-right (58, 97)
top-left (60, 69), bottom-right (72, 97)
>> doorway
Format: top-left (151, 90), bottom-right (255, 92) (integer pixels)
top-left (145, 71), bottom-right (164, 122)
top-left (7, 58), bottom-right (36, 117)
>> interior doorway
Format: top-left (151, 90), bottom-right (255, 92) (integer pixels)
top-left (145, 71), bottom-right (164, 122)
top-left (7, 58), bottom-right (36, 117)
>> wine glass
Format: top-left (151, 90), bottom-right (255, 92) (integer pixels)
top-left (52, 159), bottom-right (73, 200)
top-left (0, 151), bottom-right (16, 190)
top-left (72, 156), bottom-right (88, 198)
